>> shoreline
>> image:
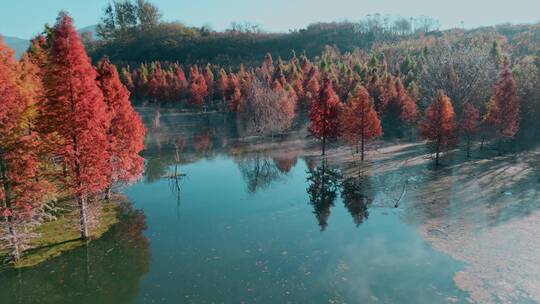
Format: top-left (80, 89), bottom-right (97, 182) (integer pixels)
top-left (0, 195), bottom-right (128, 269)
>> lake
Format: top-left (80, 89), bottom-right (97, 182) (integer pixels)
top-left (0, 108), bottom-right (472, 303)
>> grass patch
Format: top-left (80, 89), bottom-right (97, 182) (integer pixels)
top-left (1, 198), bottom-right (121, 269)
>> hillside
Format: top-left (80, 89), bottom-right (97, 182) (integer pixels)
top-left (3, 36), bottom-right (29, 58)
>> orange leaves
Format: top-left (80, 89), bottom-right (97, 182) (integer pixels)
top-left (309, 78), bottom-right (342, 155)
top-left (486, 63), bottom-right (520, 138)
top-left (420, 91), bottom-right (457, 162)
top-left (97, 58), bottom-right (146, 185)
top-left (342, 85), bottom-right (382, 148)
top-left (41, 12), bottom-right (111, 196)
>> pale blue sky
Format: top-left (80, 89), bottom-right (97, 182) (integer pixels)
top-left (1, 0), bottom-right (539, 39)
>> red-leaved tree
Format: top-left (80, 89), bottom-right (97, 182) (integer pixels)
top-left (342, 85), bottom-right (382, 161)
top-left (309, 78), bottom-right (342, 157)
top-left (40, 12), bottom-right (111, 239)
top-left (485, 62), bottom-right (520, 151)
top-left (420, 90), bottom-right (457, 166)
top-left (0, 37), bottom-right (53, 260)
top-left (96, 58), bottom-right (146, 200)
top-left (460, 102), bottom-right (480, 158)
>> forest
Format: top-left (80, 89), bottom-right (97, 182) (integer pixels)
top-left (0, 13), bottom-right (145, 264)
top-left (1, 0), bottom-right (540, 292)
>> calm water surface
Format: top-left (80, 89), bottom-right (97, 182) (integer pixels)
top-left (0, 109), bottom-right (469, 303)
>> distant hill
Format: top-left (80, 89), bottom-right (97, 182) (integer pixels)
top-left (2, 25), bottom-right (99, 59)
top-left (3, 36), bottom-right (30, 59)
top-left (79, 25), bottom-right (99, 40)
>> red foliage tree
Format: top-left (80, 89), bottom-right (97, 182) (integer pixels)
top-left (189, 66), bottom-right (208, 107)
top-left (486, 62), bottom-right (520, 148)
top-left (396, 79), bottom-right (419, 140)
top-left (228, 73), bottom-right (242, 112)
top-left (217, 68), bottom-right (229, 102)
top-left (304, 66), bottom-right (321, 109)
top-left (0, 37), bottom-right (53, 260)
top-left (203, 64), bottom-right (214, 103)
top-left (96, 58), bottom-right (146, 200)
top-left (40, 13), bottom-right (111, 239)
top-left (171, 64), bottom-right (188, 101)
top-left (309, 78), bottom-right (342, 157)
top-left (420, 91), bottom-right (457, 166)
top-left (378, 75), bottom-right (396, 115)
top-left (342, 85), bottom-right (382, 161)
top-left (460, 102), bottom-right (480, 158)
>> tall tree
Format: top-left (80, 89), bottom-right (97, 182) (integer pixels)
top-left (136, 0), bottom-right (161, 29)
top-left (96, 58), bottom-right (146, 200)
top-left (342, 85), bottom-right (382, 161)
top-left (40, 13), bottom-right (111, 239)
top-left (188, 66), bottom-right (208, 107)
top-left (460, 102), bottom-right (480, 159)
top-left (396, 78), bottom-right (419, 140)
top-left (420, 91), bottom-right (457, 166)
top-left (486, 62), bottom-right (520, 151)
top-left (309, 78), bottom-right (342, 157)
top-left (0, 38), bottom-right (52, 261)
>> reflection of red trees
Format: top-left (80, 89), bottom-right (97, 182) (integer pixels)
top-left (192, 132), bottom-right (213, 154)
top-left (273, 156), bottom-right (298, 174)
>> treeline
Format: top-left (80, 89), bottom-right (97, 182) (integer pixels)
top-left (120, 26), bottom-right (538, 163)
top-left (0, 13), bottom-right (145, 263)
top-left (87, 0), bottom-right (440, 65)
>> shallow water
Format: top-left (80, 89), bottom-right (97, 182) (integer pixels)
top-left (0, 109), bottom-right (470, 303)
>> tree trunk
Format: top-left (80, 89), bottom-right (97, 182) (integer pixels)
top-left (0, 151), bottom-right (20, 261)
top-left (480, 136), bottom-right (485, 152)
top-left (466, 136), bottom-right (471, 159)
top-left (104, 186), bottom-right (112, 202)
top-left (361, 134), bottom-right (365, 162)
top-left (321, 136), bottom-right (326, 157)
top-left (78, 193), bottom-right (90, 240)
top-left (8, 222), bottom-right (21, 261)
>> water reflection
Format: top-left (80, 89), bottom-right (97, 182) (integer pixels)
top-left (0, 202), bottom-right (150, 304)
top-left (343, 177), bottom-right (374, 227)
top-left (142, 109), bottom-right (380, 230)
top-left (235, 155), bottom-right (284, 193)
top-left (307, 165), bottom-right (342, 231)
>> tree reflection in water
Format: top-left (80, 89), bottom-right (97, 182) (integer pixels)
top-left (235, 154), bottom-right (284, 193)
top-left (306, 164), bottom-right (342, 231)
top-left (0, 202), bottom-right (150, 304)
top-left (341, 174), bottom-right (374, 227)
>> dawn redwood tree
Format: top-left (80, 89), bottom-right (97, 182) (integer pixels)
top-left (460, 102), bottom-right (480, 158)
top-left (171, 64), bottom-right (188, 101)
top-left (304, 66), bottom-right (320, 109)
top-left (217, 68), bottom-right (229, 104)
top-left (396, 79), bottom-right (419, 140)
top-left (96, 58), bottom-right (146, 200)
top-left (309, 78), bottom-right (342, 157)
top-left (342, 85), bottom-right (382, 161)
top-left (203, 64), bottom-right (214, 104)
top-left (420, 91), bottom-right (457, 166)
top-left (228, 73), bottom-right (242, 112)
top-left (40, 13), bottom-right (111, 240)
top-left (0, 38), bottom-right (52, 260)
top-left (189, 66), bottom-right (208, 107)
top-left (486, 62), bottom-right (520, 151)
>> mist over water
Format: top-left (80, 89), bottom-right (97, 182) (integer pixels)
top-left (0, 108), bottom-right (470, 303)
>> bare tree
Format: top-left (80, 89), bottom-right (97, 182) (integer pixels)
top-left (418, 38), bottom-right (498, 115)
top-left (237, 80), bottom-right (296, 136)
